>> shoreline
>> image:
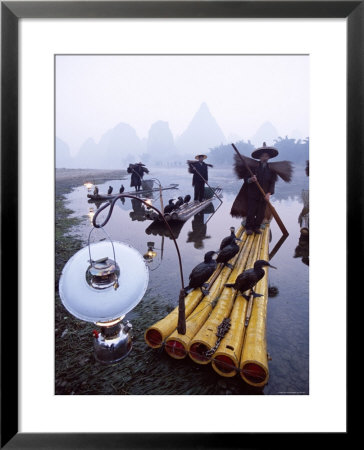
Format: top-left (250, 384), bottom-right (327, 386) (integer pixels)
top-left (56, 168), bottom-right (127, 185)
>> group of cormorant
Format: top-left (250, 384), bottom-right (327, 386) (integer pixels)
top-left (93, 184), bottom-right (125, 196)
top-left (163, 194), bottom-right (191, 214)
top-left (184, 227), bottom-right (276, 300)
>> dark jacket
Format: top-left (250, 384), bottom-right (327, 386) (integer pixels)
top-left (244, 162), bottom-right (276, 200)
top-left (127, 164), bottom-right (149, 187)
top-left (188, 161), bottom-right (209, 186)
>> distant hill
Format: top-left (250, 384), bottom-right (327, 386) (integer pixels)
top-left (56, 105), bottom-right (308, 169)
top-left (250, 121), bottom-right (279, 147)
top-left (175, 102), bottom-right (226, 156)
top-left (56, 137), bottom-right (74, 168)
top-left (72, 123), bottom-right (145, 169)
top-left (146, 120), bottom-right (178, 163)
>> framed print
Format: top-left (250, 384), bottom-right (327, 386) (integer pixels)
top-left (1, 0), bottom-right (360, 447)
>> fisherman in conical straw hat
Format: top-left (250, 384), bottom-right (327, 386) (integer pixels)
top-left (127, 162), bottom-right (150, 191)
top-left (230, 142), bottom-right (293, 235)
top-left (186, 154), bottom-right (213, 202)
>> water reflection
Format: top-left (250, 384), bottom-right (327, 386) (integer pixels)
top-left (129, 198), bottom-right (148, 222)
top-left (143, 238), bottom-right (165, 271)
top-left (145, 219), bottom-right (185, 240)
top-left (186, 211), bottom-right (212, 249)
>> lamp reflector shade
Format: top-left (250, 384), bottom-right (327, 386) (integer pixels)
top-left (59, 241), bottom-right (149, 322)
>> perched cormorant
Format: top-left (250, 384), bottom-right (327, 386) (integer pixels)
top-left (184, 194), bottom-right (191, 203)
top-left (216, 239), bottom-right (240, 269)
top-left (225, 259), bottom-right (277, 300)
top-left (93, 186), bottom-right (99, 196)
top-left (174, 196), bottom-right (184, 209)
top-left (119, 184), bottom-right (125, 194)
top-left (163, 199), bottom-right (175, 214)
top-left (107, 186), bottom-right (113, 195)
top-left (219, 227), bottom-right (241, 250)
top-left (184, 251), bottom-right (217, 295)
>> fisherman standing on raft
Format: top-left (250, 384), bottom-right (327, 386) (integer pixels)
top-left (187, 154), bottom-right (213, 202)
top-left (230, 142), bottom-right (293, 235)
top-left (127, 162), bottom-right (149, 192)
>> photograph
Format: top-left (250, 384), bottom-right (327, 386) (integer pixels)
top-left (55, 54), bottom-right (309, 395)
top-left (2, 0), bottom-right (356, 446)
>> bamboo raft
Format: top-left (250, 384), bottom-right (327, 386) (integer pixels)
top-left (144, 187), bottom-right (222, 223)
top-left (144, 223), bottom-right (272, 387)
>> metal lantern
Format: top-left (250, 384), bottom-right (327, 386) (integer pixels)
top-left (143, 241), bottom-right (157, 262)
top-left (59, 235), bottom-right (149, 364)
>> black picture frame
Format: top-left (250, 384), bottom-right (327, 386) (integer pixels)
top-left (1, 1), bottom-right (359, 448)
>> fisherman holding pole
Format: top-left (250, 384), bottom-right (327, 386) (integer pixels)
top-left (187, 154), bottom-right (214, 202)
top-left (127, 162), bottom-right (149, 191)
top-left (230, 142), bottom-right (293, 236)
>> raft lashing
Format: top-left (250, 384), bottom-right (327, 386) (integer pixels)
top-left (144, 223), bottom-right (272, 388)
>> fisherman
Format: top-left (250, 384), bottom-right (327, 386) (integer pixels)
top-left (187, 154), bottom-right (213, 202)
top-left (127, 162), bottom-right (149, 191)
top-left (230, 142), bottom-right (293, 235)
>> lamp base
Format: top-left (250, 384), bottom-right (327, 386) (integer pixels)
top-left (93, 321), bottom-right (132, 365)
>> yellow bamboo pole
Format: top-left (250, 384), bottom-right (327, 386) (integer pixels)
top-left (144, 289), bottom-right (204, 348)
top-left (240, 225), bottom-right (271, 387)
top-left (164, 228), bottom-right (246, 359)
top-left (144, 226), bottom-right (244, 350)
top-left (211, 231), bottom-right (265, 376)
top-left (188, 233), bottom-right (256, 364)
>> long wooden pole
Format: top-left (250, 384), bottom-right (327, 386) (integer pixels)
top-left (231, 143), bottom-right (289, 236)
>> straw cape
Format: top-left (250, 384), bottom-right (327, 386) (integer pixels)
top-left (230, 154), bottom-right (293, 219)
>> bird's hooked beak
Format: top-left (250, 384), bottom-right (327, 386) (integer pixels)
top-left (268, 263), bottom-right (277, 269)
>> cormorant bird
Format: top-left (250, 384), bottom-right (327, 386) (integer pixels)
top-left (184, 251), bottom-right (217, 295)
top-left (184, 194), bottom-right (191, 203)
top-left (225, 259), bottom-right (277, 300)
top-left (107, 186), bottom-right (113, 195)
top-left (219, 227), bottom-right (241, 250)
top-left (93, 186), bottom-right (99, 196)
top-left (174, 196), bottom-right (184, 209)
top-left (163, 199), bottom-right (175, 214)
top-left (216, 239), bottom-right (240, 269)
top-left (119, 184), bottom-right (125, 194)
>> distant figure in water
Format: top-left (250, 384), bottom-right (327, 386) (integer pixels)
top-left (219, 227), bottom-right (241, 251)
top-left (107, 186), bottom-right (113, 195)
top-left (119, 184), bottom-right (125, 194)
top-left (127, 162), bottom-right (149, 191)
top-left (187, 154), bottom-right (213, 202)
top-left (184, 251), bottom-right (217, 295)
top-left (184, 194), bottom-right (191, 203)
top-left (225, 259), bottom-right (276, 300)
top-left (93, 186), bottom-right (99, 196)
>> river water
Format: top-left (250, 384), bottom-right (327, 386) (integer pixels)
top-left (62, 165), bottom-right (309, 395)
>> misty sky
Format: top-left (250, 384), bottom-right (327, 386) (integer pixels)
top-left (56, 54), bottom-right (309, 156)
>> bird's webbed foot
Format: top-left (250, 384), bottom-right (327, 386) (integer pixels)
top-left (242, 294), bottom-right (250, 301)
top-left (201, 287), bottom-right (210, 296)
top-left (251, 291), bottom-right (263, 298)
top-left (225, 263), bottom-right (234, 269)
